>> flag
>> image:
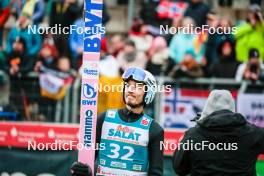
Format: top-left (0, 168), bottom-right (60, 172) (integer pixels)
top-left (161, 88), bottom-right (237, 129)
top-left (161, 88), bottom-right (209, 129)
top-left (157, 1), bottom-right (187, 19)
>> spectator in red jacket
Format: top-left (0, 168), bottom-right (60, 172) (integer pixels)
top-left (35, 33), bottom-right (59, 71)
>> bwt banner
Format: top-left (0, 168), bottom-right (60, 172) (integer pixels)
top-left (160, 88), bottom-right (237, 129)
top-left (237, 93), bottom-right (264, 127)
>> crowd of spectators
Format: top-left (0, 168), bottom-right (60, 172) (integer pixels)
top-left (0, 0), bottom-right (263, 121)
top-left (138, 0), bottom-right (264, 81)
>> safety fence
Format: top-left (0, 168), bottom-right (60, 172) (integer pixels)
top-left (6, 75), bottom-right (264, 124)
top-left (7, 74), bottom-right (81, 123)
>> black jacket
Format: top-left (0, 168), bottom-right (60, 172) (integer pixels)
top-left (173, 110), bottom-right (264, 176)
top-left (211, 57), bottom-right (240, 78)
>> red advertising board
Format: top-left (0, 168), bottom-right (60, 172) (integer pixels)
top-left (0, 122), bottom-right (263, 160)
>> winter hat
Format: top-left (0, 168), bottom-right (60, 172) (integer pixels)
top-left (199, 89), bottom-right (235, 121)
top-left (249, 48), bottom-right (260, 59)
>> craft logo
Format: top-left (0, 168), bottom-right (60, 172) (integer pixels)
top-left (84, 109), bottom-right (93, 147)
top-left (82, 83), bottom-right (97, 106)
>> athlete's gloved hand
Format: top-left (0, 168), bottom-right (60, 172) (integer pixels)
top-left (70, 162), bottom-right (92, 176)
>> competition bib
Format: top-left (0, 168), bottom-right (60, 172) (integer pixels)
top-left (97, 110), bottom-right (153, 176)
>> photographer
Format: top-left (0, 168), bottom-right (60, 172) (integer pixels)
top-left (235, 48), bottom-right (264, 82)
top-left (235, 4), bottom-right (264, 63)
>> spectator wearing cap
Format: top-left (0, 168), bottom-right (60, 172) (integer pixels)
top-left (184, 0), bottom-right (210, 27)
top-left (6, 15), bottom-right (42, 57)
top-left (129, 18), bottom-right (153, 53)
top-left (235, 48), bottom-right (264, 82)
top-left (117, 39), bottom-right (148, 74)
top-left (169, 17), bottom-right (206, 65)
top-left (235, 4), bottom-right (264, 62)
top-left (210, 39), bottom-right (240, 78)
top-left (0, 0), bottom-right (11, 47)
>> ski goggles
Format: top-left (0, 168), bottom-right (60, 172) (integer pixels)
top-left (122, 67), bottom-right (146, 82)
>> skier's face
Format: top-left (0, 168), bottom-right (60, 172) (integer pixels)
top-left (124, 80), bottom-right (145, 106)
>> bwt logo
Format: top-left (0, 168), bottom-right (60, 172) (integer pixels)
top-left (82, 83), bottom-right (97, 106)
top-left (84, 110), bottom-right (93, 147)
top-left (83, 83), bottom-right (96, 98)
top-left (84, 0), bottom-right (103, 53)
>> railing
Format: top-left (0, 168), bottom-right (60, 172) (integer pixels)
top-left (7, 74), bottom-right (264, 123)
top-left (7, 73), bottom-right (81, 123)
